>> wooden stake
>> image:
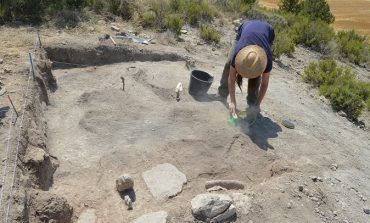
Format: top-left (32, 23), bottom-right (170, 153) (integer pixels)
top-left (110, 36), bottom-right (117, 46)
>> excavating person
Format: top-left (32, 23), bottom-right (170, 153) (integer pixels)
top-left (218, 19), bottom-right (275, 124)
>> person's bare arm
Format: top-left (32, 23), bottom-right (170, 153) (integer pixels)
top-left (228, 65), bottom-right (237, 114)
top-left (257, 72), bottom-right (270, 106)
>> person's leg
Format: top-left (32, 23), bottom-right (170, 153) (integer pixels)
top-left (247, 76), bottom-right (261, 106)
top-left (218, 60), bottom-right (230, 98)
top-left (218, 40), bottom-right (237, 98)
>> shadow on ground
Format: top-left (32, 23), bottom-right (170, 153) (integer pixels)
top-left (240, 114), bottom-right (282, 150)
top-left (0, 106), bottom-right (10, 119)
top-left (193, 94), bottom-right (282, 150)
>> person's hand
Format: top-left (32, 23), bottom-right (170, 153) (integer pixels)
top-left (229, 102), bottom-right (237, 118)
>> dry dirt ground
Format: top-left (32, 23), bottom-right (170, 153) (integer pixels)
top-left (1, 18), bottom-right (370, 223)
top-left (259, 0), bottom-right (370, 37)
top-left (42, 27), bottom-right (370, 223)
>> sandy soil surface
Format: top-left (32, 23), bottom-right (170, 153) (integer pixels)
top-left (1, 15), bottom-right (370, 222)
top-left (44, 33), bottom-right (370, 222)
top-left (259, 0), bottom-right (370, 37)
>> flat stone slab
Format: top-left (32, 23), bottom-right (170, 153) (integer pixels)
top-left (191, 193), bottom-right (235, 222)
top-left (77, 209), bottom-right (97, 223)
top-left (142, 163), bottom-right (187, 200)
top-left (131, 211), bottom-right (168, 223)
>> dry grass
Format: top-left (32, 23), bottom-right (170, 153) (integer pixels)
top-left (0, 27), bottom-right (35, 63)
top-left (259, 0), bottom-right (370, 37)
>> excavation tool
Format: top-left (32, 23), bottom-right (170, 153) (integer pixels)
top-left (228, 114), bottom-right (238, 127)
top-left (175, 82), bottom-right (183, 102)
top-left (120, 77), bottom-right (125, 91)
top-left (115, 35), bottom-right (150, 45)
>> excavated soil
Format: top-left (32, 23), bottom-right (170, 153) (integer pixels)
top-left (42, 41), bottom-right (370, 223)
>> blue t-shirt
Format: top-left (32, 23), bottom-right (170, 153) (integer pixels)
top-left (231, 20), bottom-right (275, 73)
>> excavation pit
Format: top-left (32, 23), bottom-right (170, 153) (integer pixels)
top-left (44, 44), bottom-right (279, 222)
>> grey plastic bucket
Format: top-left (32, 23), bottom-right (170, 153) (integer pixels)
top-left (188, 70), bottom-right (214, 97)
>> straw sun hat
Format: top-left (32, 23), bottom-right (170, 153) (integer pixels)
top-left (235, 45), bottom-right (267, 79)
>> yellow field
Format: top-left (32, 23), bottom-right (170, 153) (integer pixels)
top-left (258, 0), bottom-right (370, 37)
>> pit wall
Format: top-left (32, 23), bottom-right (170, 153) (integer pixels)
top-left (12, 43), bottom-right (189, 223)
top-left (12, 47), bottom-right (73, 223)
top-left (44, 43), bottom-right (186, 68)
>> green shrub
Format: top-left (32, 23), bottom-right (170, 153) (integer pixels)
top-left (292, 16), bottom-right (336, 53)
top-left (273, 29), bottom-right (295, 58)
top-left (166, 14), bottom-right (185, 36)
top-left (304, 60), bottom-right (370, 119)
top-left (337, 30), bottom-right (370, 65)
top-left (140, 11), bottom-right (157, 28)
top-left (169, 0), bottom-right (184, 12)
top-left (93, 0), bottom-right (107, 13)
top-left (216, 0), bottom-right (256, 13)
top-left (139, 0), bottom-right (169, 29)
top-left (108, 0), bottom-right (121, 15)
top-left (55, 9), bottom-right (81, 28)
top-left (279, 0), bottom-right (302, 14)
top-left (200, 24), bottom-right (221, 43)
top-left (118, 0), bottom-right (135, 20)
top-left (184, 0), bottom-right (216, 26)
top-left (301, 0), bottom-right (335, 24)
top-left (245, 7), bottom-right (287, 28)
top-left (0, 0), bottom-right (44, 23)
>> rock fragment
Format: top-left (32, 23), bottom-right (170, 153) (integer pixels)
top-left (364, 207), bottom-right (370, 215)
top-left (116, 174), bottom-right (134, 192)
top-left (231, 193), bottom-right (251, 215)
top-left (191, 193), bottom-right (235, 222)
top-left (111, 25), bottom-right (120, 32)
top-left (207, 186), bottom-right (226, 192)
top-left (205, 180), bottom-right (245, 190)
top-left (298, 185), bottom-right (304, 192)
top-left (131, 211), bottom-right (168, 223)
top-left (330, 164), bottom-right (338, 171)
top-left (338, 111), bottom-right (347, 117)
top-left (77, 209), bottom-right (97, 223)
top-left (143, 163), bottom-right (187, 200)
top-left (282, 119), bottom-right (295, 129)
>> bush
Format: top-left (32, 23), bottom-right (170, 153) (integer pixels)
top-left (54, 9), bottom-right (81, 28)
top-left (0, 0), bottom-right (44, 23)
top-left (118, 0), bottom-right (135, 20)
top-left (200, 24), bottom-right (221, 43)
top-left (184, 0), bottom-right (216, 26)
top-left (301, 0), bottom-right (335, 24)
top-left (166, 14), bottom-right (185, 36)
top-left (245, 7), bottom-right (287, 28)
top-left (216, 0), bottom-right (256, 13)
top-left (304, 60), bottom-right (370, 119)
top-left (140, 11), bottom-right (157, 28)
top-left (273, 29), bottom-right (295, 58)
top-left (139, 0), bottom-right (169, 29)
top-left (292, 16), bottom-right (336, 53)
top-left (93, 0), bottom-right (107, 13)
top-left (108, 0), bottom-right (121, 15)
top-left (279, 0), bottom-right (302, 14)
top-left (337, 30), bottom-right (370, 65)
top-left (169, 0), bottom-right (184, 12)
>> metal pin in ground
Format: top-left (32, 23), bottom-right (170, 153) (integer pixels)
top-left (120, 77), bottom-right (125, 91)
